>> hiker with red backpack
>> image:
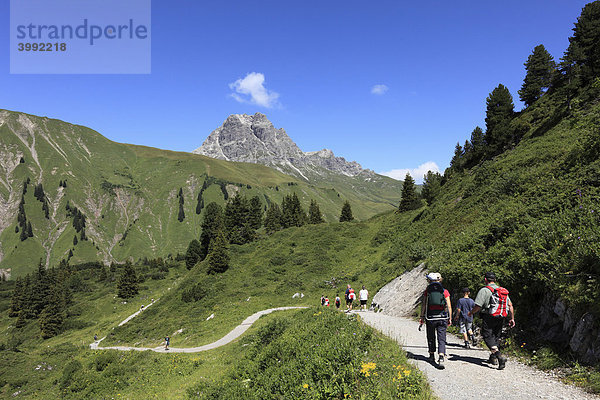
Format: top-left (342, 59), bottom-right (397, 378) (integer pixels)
top-left (468, 272), bottom-right (515, 370)
top-left (419, 272), bottom-right (452, 369)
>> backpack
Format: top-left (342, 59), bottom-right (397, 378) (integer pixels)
top-left (486, 286), bottom-right (509, 317)
top-left (425, 282), bottom-right (448, 320)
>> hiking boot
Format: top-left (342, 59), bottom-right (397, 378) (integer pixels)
top-left (438, 355), bottom-right (445, 369)
top-left (488, 353), bottom-right (498, 365)
top-left (465, 341), bottom-right (471, 349)
top-left (497, 354), bottom-right (507, 370)
top-left (428, 353), bottom-right (435, 364)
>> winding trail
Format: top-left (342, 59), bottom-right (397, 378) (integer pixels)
top-left (90, 305), bottom-right (307, 353)
top-left (358, 311), bottom-right (597, 400)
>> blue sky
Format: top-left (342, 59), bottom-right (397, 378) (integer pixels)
top-left (0, 1), bottom-right (592, 182)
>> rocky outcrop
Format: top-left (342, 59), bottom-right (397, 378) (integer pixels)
top-left (193, 113), bottom-right (376, 181)
top-left (536, 294), bottom-right (600, 364)
top-left (372, 263), bottom-right (428, 317)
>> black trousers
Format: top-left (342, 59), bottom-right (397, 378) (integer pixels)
top-left (426, 320), bottom-right (447, 354)
top-left (481, 313), bottom-right (504, 351)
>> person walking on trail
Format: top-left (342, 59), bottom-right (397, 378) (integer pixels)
top-left (345, 285), bottom-right (352, 311)
top-left (454, 287), bottom-right (476, 348)
top-left (321, 295), bottom-right (326, 306)
top-left (347, 288), bottom-right (356, 312)
top-left (324, 296), bottom-right (330, 306)
top-left (419, 272), bottom-right (452, 369)
top-left (359, 285), bottom-right (369, 311)
top-left (468, 272), bottom-right (515, 370)
top-left (165, 335), bottom-right (170, 350)
top-left (335, 294), bottom-right (341, 309)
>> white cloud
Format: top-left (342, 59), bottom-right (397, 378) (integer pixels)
top-left (379, 161), bottom-right (440, 183)
top-left (371, 84), bottom-right (389, 95)
top-left (229, 72), bottom-right (280, 108)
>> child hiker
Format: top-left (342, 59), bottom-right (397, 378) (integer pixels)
top-left (454, 287), bottom-right (476, 348)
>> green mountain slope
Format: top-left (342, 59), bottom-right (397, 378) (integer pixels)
top-left (0, 110), bottom-right (401, 277)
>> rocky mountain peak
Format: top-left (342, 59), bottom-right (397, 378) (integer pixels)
top-left (193, 114), bottom-right (373, 180)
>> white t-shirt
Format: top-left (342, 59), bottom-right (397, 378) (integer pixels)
top-left (359, 289), bottom-right (368, 301)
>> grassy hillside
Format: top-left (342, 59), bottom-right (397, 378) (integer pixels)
top-left (0, 260), bottom-right (430, 399)
top-left (0, 110), bottom-right (402, 277)
top-left (103, 220), bottom-right (397, 348)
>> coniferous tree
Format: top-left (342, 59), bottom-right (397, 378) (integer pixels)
top-left (421, 171), bottom-right (443, 206)
top-left (185, 239), bottom-right (202, 270)
top-left (207, 230), bottom-right (230, 274)
top-left (564, 2), bottom-right (600, 86)
top-left (177, 188), bottom-right (185, 222)
top-left (98, 265), bottom-right (108, 282)
top-left (398, 173), bottom-right (421, 212)
top-left (34, 183), bottom-right (44, 202)
top-left (30, 261), bottom-right (51, 318)
top-left (264, 203), bottom-right (283, 234)
top-left (308, 199), bottom-right (325, 224)
top-left (16, 309), bottom-right (27, 329)
top-left (73, 235), bottom-right (78, 246)
top-left (339, 201), bottom-right (354, 222)
top-left (465, 126), bottom-right (485, 167)
top-left (450, 143), bottom-right (464, 171)
top-left (42, 199), bottom-right (49, 219)
top-left (39, 286), bottom-right (65, 339)
top-left (200, 202), bottom-right (224, 261)
top-left (281, 193), bottom-right (307, 228)
top-left (556, 53), bottom-right (582, 110)
top-left (519, 44), bottom-right (555, 107)
top-left (19, 275), bottom-right (36, 320)
top-left (248, 196), bottom-right (263, 230)
top-left (196, 190), bottom-right (204, 214)
top-left (484, 84), bottom-right (515, 156)
top-left (117, 261), bottom-right (139, 299)
top-left (224, 194), bottom-right (255, 244)
top-left (8, 277), bottom-right (24, 317)
top-left (20, 226), bottom-right (28, 242)
top-left (463, 140), bottom-right (472, 157)
top-left (26, 221), bottom-right (33, 238)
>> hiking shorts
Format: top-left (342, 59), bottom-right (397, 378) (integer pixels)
top-left (459, 320), bottom-right (473, 334)
top-left (360, 299), bottom-right (367, 306)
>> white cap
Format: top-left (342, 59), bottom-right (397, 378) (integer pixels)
top-left (426, 272), bottom-right (442, 281)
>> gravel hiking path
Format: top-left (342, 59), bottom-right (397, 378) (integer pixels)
top-left (90, 306), bottom-right (307, 353)
top-left (358, 311), bottom-right (597, 400)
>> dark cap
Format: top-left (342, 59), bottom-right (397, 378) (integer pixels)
top-left (484, 272), bottom-right (496, 281)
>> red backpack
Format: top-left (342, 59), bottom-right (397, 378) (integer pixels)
top-left (486, 286), bottom-right (509, 317)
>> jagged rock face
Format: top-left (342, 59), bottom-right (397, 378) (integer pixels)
top-left (193, 113), bottom-right (372, 180)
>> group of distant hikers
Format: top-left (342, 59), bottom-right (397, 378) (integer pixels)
top-left (420, 271), bottom-right (515, 370)
top-left (320, 284), bottom-right (369, 312)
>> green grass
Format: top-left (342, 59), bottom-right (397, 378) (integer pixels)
top-left (103, 220), bottom-right (405, 348)
top-left (0, 109), bottom-right (402, 277)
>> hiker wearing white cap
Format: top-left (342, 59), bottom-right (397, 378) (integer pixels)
top-left (420, 272), bottom-right (452, 369)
